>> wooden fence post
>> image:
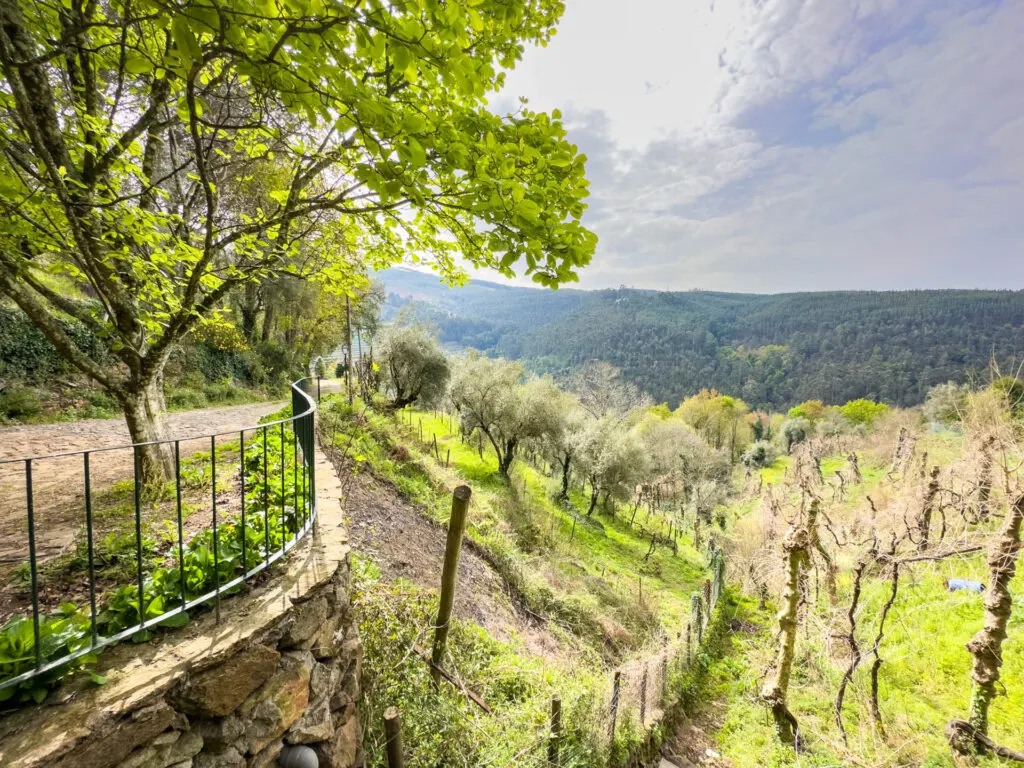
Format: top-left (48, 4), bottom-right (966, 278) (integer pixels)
top-left (445, 448), bottom-right (450, 468)
top-left (384, 707), bottom-right (404, 768)
top-left (548, 696), bottom-right (562, 766)
top-left (431, 485), bottom-right (472, 685)
top-left (661, 638), bottom-right (668, 699)
top-left (609, 670), bottom-right (622, 757)
top-left (692, 592), bottom-right (703, 647)
top-left (640, 663), bottom-right (648, 725)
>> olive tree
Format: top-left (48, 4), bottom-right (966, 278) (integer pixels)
top-left (539, 389), bottom-right (589, 500)
top-left (575, 417), bottom-right (648, 515)
top-left (781, 417), bottom-right (811, 454)
top-left (0, 0), bottom-right (594, 481)
top-left (377, 324), bottom-right (450, 409)
top-left (449, 356), bottom-right (561, 478)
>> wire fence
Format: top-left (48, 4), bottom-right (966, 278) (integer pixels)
top-left (0, 378), bottom-right (317, 699)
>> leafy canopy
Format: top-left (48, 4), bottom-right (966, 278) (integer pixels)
top-left (0, 0), bottom-right (595, 400)
top-left (378, 323), bottom-right (450, 408)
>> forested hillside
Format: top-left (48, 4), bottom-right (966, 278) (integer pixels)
top-left (382, 268), bottom-right (1024, 410)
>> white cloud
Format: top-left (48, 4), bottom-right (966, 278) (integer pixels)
top-left (487, 0), bottom-right (1024, 292)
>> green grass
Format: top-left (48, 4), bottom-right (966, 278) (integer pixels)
top-left (717, 432), bottom-right (1024, 767)
top-left (319, 396), bottom-right (726, 766)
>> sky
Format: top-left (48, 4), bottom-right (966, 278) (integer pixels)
top-left (477, 0), bottom-right (1024, 293)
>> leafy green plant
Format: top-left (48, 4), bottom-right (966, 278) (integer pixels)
top-left (0, 386), bottom-right (41, 421)
top-left (0, 604), bottom-right (100, 705)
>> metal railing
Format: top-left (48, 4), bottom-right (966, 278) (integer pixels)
top-left (0, 378), bottom-right (318, 697)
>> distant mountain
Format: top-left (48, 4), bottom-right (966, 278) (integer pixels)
top-left (377, 267), bottom-right (1024, 410)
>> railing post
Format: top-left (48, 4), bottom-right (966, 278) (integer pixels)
top-left (548, 695), bottom-right (562, 766)
top-left (384, 707), bottom-right (405, 768)
top-left (431, 485), bottom-right (472, 685)
top-left (24, 459), bottom-right (41, 669)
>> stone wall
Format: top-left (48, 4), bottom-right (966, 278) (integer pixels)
top-left (0, 451), bottom-right (360, 768)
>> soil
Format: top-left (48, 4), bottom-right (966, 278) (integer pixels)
top-left (0, 403), bottom-right (282, 598)
top-left (333, 452), bottom-right (568, 658)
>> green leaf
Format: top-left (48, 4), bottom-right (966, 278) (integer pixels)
top-left (171, 17), bottom-right (202, 64)
top-left (125, 56), bottom-right (154, 75)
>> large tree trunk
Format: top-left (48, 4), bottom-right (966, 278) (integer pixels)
top-left (586, 481), bottom-right (599, 516)
top-left (497, 438), bottom-right (517, 477)
top-left (240, 283), bottom-right (260, 343)
top-left (119, 376), bottom-right (174, 488)
top-left (762, 525), bottom-right (810, 748)
top-left (964, 494), bottom-right (1024, 739)
top-left (560, 453), bottom-right (571, 500)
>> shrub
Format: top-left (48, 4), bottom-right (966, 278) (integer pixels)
top-left (166, 387), bottom-right (208, 411)
top-left (741, 440), bottom-right (778, 469)
top-left (313, 356), bottom-right (327, 378)
top-left (334, 360), bottom-right (347, 378)
top-left (0, 386), bottom-right (42, 421)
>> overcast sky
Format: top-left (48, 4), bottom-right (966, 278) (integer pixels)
top-left (477, 0), bottom-right (1024, 293)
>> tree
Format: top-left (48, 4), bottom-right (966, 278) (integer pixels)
top-left (377, 324), bottom-right (450, 409)
top-left (539, 389), bottom-right (588, 500)
top-left (575, 417), bottom-right (647, 515)
top-left (567, 361), bottom-right (651, 419)
top-left (313, 356), bottom-right (327, 379)
top-left (676, 389), bottom-right (750, 460)
top-left (781, 417), bottom-right (810, 454)
top-left (788, 400), bottom-right (825, 422)
top-left (0, 0), bottom-right (594, 482)
top-left (840, 399), bottom-right (890, 427)
top-left (449, 356), bottom-right (561, 478)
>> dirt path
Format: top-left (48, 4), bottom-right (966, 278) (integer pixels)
top-left (0, 402), bottom-right (283, 568)
top-left (334, 455), bottom-right (567, 657)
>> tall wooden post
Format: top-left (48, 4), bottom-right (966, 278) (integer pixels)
top-left (640, 663), bottom-right (648, 725)
top-left (548, 696), bottom-right (562, 766)
top-left (431, 485), bottom-right (472, 685)
top-left (609, 670), bottom-right (622, 757)
top-left (384, 707), bottom-right (405, 768)
top-left (345, 295), bottom-right (353, 406)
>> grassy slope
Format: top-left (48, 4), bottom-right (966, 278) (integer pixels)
top-left (319, 398), bottom-right (716, 766)
top-left (712, 435), bottom-right (1024, 768)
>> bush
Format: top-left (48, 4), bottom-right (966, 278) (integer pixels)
top-left (166, 387), bottom-right (208, 411)
top-left (334, 360), bottom-right (347, 379)
top-left (741, 440), bottom-right (778, 469)
top-left (0, 386), bottom-right (42, 421)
